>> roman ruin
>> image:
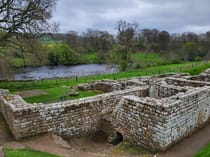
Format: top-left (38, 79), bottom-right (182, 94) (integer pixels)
top-left (1, 70), bottom-right (210, 152)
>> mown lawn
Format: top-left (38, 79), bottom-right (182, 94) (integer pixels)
top-left (4, 149), bottom-right (60, 157)
top-left (194, 143), bottom-right (210, 157)
top-left (0, 61), bottom-right (210, 103)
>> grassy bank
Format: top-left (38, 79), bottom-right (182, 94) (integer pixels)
top-left (4, 149), bottom-right (60, 157)
top-left (0, 61), bottom-right (210, 103)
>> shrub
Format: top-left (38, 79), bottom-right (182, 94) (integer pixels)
top-left (48, 44), bottom-right (79, 65)
top-left (120, 60), bottom-right (128, 71)
top-left (171, 59), bottom-right (182, 64)
top-left (194, 56), bottom-right (202, 61)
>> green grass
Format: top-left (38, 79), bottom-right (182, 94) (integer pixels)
top-left (183, 62), bottom-right (210, 75)
top-left (4, 149), bottom-right (60, 157)
top-left (131, 52), bottom-right (167, 66)
top-left (0, 61), bottom-right (210, 103)
top-left (194, 143), bottom-right (210, 157)
top-left (85, 53), bottom-right (98, 63)
top-left (25, 89), bottom-right (101, 103)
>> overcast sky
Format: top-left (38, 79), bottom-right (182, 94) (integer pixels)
top-left (51, 0), bottom-right (210, 34)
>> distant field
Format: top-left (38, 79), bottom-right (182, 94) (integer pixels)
top-left (84, 52), bottom-right (167, 65)
top-left (131, 52), bottom-right (167, 66)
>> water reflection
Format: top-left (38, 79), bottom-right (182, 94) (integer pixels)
top-left (13, 64), bottom-right (119, 80)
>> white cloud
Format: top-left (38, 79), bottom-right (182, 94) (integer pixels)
top-left (51, 0), bottom-right (210, 34)
top-left (178, 25), bottom-right (210, 33)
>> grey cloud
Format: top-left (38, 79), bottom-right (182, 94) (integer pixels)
top-left (51, 0), bottom-right (210, 34)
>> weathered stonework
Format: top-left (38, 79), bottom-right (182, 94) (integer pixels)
top-left (1, 71), bottom-right (210, 152)
top-left (0, 87), bottom-right (148, 140)
top-left (112, 86), bottom-right (210, 151)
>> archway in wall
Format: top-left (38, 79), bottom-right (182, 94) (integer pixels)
top-left (111, 132), bottom-right (123, 145)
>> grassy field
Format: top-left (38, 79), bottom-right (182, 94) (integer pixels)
top-left (131, 52), bottom-right (167, 66)
top-left (194, 143), bottom-right (210, 157)
top-left (85, 52), bottom-right (167, 65)
top-left (4, 149), bottom-right (60, 157)
top-left (0, 61), bottom-right (210, 103)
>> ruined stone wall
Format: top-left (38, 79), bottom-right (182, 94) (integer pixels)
top-left (190, 75), bottom-right (210, 82)
top-left (1, 73), bottom-right (210, 152)
top-left (166, 78), bottom-right (210, 87)
top-left (112, 86), bottom-right (210, 151)
top-left (112, 95), bottom-right (168, 151)
top-left (149, 82), bottom-right (187, 98)
top-left (154, 84), bottom-right (186, 98)
top-left (0, 87), bottom-right (148, 140)
top-left (163, 87), bottom-right (210, 148)
top-left (0, 89), bottom-right (9, 113)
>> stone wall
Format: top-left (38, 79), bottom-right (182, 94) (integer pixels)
top-left (162, 87), bottom-right (210, 148)
top-left (0, 87), bottom-right (148, 140)
top-left (166, 77), bottom-right (210, 87)
top-left (112, 95), bottom-right (167, 150)
top-left (1, 72), bottom-right (210, 152)
top-left (149, 81), bottom-right (188, 98)
top-left (112, 86), bottom-right (210, 151)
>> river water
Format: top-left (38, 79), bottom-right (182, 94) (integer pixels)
top-left (12, 64), bottom-right (119, 80)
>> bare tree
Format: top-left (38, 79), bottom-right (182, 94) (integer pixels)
top-left (66, 31), bottom-right (79, 51)
top-left (180, 32), bottom-right (198, 44)
top-left (0, 52), bottom-right (14, 80)
top-left (0, 0), bottom-right (58, 44)
top-left (116, 20), bottom-right (138, 47)
top-left (159, 31), bottom-right (170, 51)
top-left (14, 36), bottom-right (49, 67)
top-left (81, 29), bottom-right (114, 53)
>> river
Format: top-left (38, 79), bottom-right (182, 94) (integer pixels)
top-left (10, 64), bottom-right (119, 80)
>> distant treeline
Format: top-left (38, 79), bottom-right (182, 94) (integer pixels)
top-left (1, 20), bottom-right (210, 79)
top-left (49, 20), bottom-right (210, 62)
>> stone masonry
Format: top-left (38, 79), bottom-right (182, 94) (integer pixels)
top-left (1, 70), bottom-right (210, 151)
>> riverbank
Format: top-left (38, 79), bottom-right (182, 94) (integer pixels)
top-left (0, 60), bottom-right (210, 103)
top-left (1, 64), bottom-right (119, 81)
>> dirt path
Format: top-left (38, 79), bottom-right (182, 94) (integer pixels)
top-left (1, 113), bottom-right (210, 157)
top-left (0, 115), bottom-right (14, 146)
top-left (0, 114), bottom-right (14, 157)
top-left (158, 122), bottom-right (210, 157)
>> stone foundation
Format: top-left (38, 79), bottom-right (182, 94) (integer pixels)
top-left (112, 86), bottom-right (210, 151)
top-left (1, 71), bottom-right (210, 151)
top-left (0, 87), bottom-right (148, 140)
